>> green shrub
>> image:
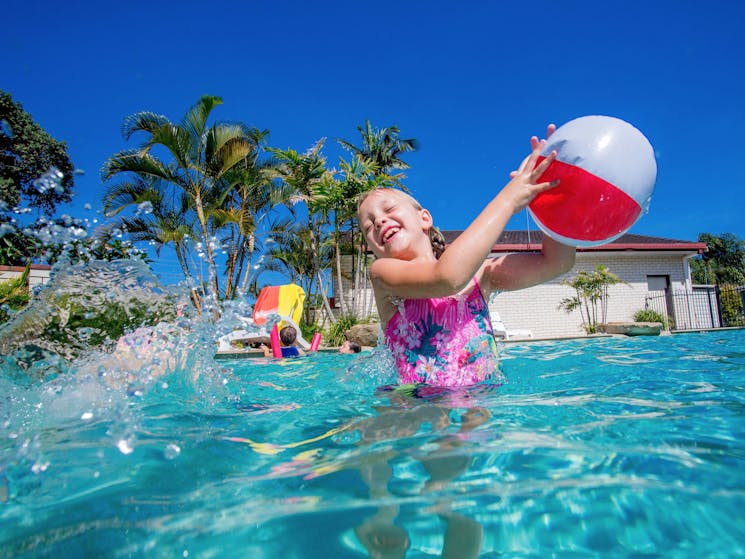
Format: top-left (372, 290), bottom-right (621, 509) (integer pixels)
top-left (634, 309), bottom-right (669, 328)
top-left (719, 285), bottom-right (745, 326)
top-left (326, 314), bottom-right (358, 347)
top-left (300, 322), bottom-right (322, 342)
top-left (0, 265), bottom-right (30, 324)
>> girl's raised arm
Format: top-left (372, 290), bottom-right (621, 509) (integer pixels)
top-left (370, 142), bottom-right (559, 299)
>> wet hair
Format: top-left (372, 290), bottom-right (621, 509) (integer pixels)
top-left (279, 326), bottom-right (297, 346)
top-left (357, 188), bottom-right (446, 259)
top-left (346, 341), bottom-right (362, 353)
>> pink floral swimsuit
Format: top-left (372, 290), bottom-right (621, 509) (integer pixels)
top-left (384, 279), bottom-right (499, 387)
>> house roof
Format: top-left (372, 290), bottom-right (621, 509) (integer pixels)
top-left (440, 230), bottom-right (707, 253)
top-left (0, 264), bottom-right (52, 272)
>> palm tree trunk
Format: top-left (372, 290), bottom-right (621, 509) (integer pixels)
top-left (309, 225), bottom-right (336, 324)
top-left (224, 227), bottom-right (238, 299)
top-left (194, 193), bottom-right (221, 313)
top-left (333, 215), bottom-right (349, 316)
top-left (240, 234), bottom-right (256, 292)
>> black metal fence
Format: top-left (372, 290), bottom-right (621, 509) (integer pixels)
top-left (644, 285), bottom-right (745, 330)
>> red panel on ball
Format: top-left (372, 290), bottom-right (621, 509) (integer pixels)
top-left (529, 157), bottom-right (642, 242)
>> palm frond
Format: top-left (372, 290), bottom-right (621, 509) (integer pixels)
top-left (102, 152), bottom-right (181, 185)
top-left (121, 111), bottom-right (171, 141)
top-left (102, 177), bottom-right (163, 216)
top-left (181, 95), bottom-right (223, 150)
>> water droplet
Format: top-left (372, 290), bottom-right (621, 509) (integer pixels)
top-left (164, 443), bottom-right (181, 460)
top-left (135, 201), bottom-right (153, 216)
top-left (31, 460), bottom-right (50, 474)
top-left (116, 438), bottom-right (134, 454)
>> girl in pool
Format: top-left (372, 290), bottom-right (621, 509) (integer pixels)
top-left (357, 130), bottom-right (576, 387)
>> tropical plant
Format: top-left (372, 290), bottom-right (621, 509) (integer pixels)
top-left (0, 228), bottom-right (40, 266)
top-left (311, 155), bottom-right (400, 319)
top-left (718, 284), bottom-right (745, 326)
top-left (633, 309), bottom-right (670, 329)
top-left (0, 90), bottom-right (75, 216)
top-left (690, 232), bottom-right (745, 285)
top-left (337, 120), bottom-right (418, 176)
top-left (102, 95), bottom-right (266, 309)
top-left (0, 91), bottom-right (77, 266)
top-left (211, 152), bottom-right (277, 299)
top-left (326, 314), bottom-right (358, 347)
top-left (0, 263), bottom-right (30, 323)
top-left (262, 221), bottom-right (333, 326)
top-left (559, 265), bottom-right (628, 334)
top-left (267, 140), bottom-right (338, 322)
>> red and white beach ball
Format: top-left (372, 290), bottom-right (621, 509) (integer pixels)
top-left (528, 115), bottom-right (657, 247)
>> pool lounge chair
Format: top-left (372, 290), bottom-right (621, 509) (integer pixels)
top-left (216, 284), bottom-right (312, 352)
top-left (491, 311), bottom-right (533, 340)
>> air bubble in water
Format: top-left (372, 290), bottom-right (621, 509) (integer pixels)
top-left (164, 443), bottom-right (181, 460)
top-left (117, 438), bottom-right (134, 455)
top-left (31, 460), bottom-right (50, 474)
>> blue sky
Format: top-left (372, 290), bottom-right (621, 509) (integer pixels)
top-left (3, 0), bottom-right (744, 283)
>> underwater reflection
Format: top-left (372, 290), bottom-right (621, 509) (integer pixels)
top-left (347, 387), bottom-right (491, 559)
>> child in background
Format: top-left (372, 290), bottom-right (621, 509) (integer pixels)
top-left (339, 340), bottom-right (362, 354)
top-left (357, 131), bottom-right (576, 387)
top-left (260, 326), bottom-right (306, 358)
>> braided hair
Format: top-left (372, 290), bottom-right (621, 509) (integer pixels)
top-left (428, 225), bottom-right (446, 260)
top-left (357, 188), bottom-right (446, 259)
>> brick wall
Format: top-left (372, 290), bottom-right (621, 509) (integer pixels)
top-left (0, 265), bottom-right (51, 289)
top-left (489, 251), bottom-right (691, 338)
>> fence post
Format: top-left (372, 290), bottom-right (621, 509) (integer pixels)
top-left (715, 283), bottom-right (725, 327)
top-left (707, 287), bottom-right (717, 328)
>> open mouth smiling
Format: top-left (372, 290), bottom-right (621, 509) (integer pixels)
top-left (381, 227), bottom-right (400, 244)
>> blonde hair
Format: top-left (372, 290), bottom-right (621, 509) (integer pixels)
top-left (357, 188), bottom-right (446, 259)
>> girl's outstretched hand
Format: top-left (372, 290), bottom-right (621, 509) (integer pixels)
top-left (501, 142), bottom-right (559, 213)
top-left (510, 123), bottom-right (556, 178)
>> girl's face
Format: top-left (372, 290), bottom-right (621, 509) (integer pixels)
top-left (358, 190), bottom-right (433, 260)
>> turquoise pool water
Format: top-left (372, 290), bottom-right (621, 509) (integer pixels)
top-left (2, 329), bottom-right (744, 557)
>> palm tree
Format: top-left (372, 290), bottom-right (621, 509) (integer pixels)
top-left (559, 265), bottom-right (627, 333)
top-left (337, 120), bottom-right (418, 176)
top-left (208, 143), bottom-right (277, 300)
top-left (102, 175), bottom-right (203, 309)
top-left (103, 177), bottom-right (193, 275)
top-left (262, 221), bottom-right (333, 326)
top-left (267, 140), bottom-right (338, 322)
top-left (312, 155), bottom-right (398, 318)
top-left (102, 95), bottom-right (265, 308)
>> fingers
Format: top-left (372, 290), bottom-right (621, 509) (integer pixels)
top-left (535, 177), bottom-right (561, 192)
top-left (546, 123), bottom-right (556, 138)
top-left (530, 150), bottom-right (557, 179)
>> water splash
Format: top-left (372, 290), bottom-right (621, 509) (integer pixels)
top-left (0, 119), bottom-right (12, 137)
top-left (32, 167), bottom-right (65, 196)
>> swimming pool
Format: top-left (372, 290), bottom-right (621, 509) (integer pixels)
top-left (2, 328), bottom-right (744, 557)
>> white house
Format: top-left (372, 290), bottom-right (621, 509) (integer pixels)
top-left (0, 264), bottom-right (52, 289)
top-left (335, 231), bottom-right (707, 340)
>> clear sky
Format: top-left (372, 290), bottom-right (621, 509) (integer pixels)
top-left (3, 0), bottom-right (744, 283)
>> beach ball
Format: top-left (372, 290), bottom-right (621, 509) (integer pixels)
top-left (528, 115), bottom-right (657, 247)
